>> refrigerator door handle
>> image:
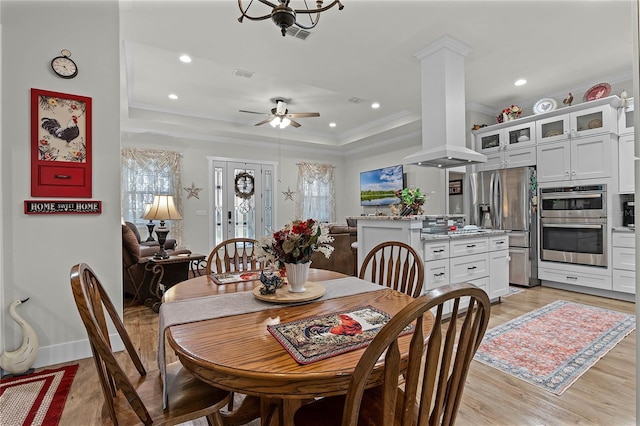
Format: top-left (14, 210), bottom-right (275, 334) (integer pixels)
top-left (490, 172), bottom-right (501, 229)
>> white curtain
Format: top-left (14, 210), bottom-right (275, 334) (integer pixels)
top-left (121, 148), bottom-right (184, 247)
top-left (296, 162), bottom-right (335, 223)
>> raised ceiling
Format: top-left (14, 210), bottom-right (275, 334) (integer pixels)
top-left (120, 1), bottom-right (635, 152)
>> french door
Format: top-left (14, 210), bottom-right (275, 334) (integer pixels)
top-left (210, 159), bottom-right (276, 248)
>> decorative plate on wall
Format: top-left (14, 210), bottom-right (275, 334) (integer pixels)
top-left (533, 98), bottom-right (557, 114)
top-left (583, 83), bottom-right (611, 102)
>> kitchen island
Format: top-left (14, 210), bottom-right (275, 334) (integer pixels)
top-left (349, 215), bottom-right (510, 305)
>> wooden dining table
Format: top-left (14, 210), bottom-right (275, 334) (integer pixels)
top-left (162, 269), bottom-right (434, 426)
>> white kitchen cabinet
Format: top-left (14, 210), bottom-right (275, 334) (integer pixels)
top-left (474, 122), bottom-right (536, 172)
top-left (538, 265), bottom-right (612, 290)
top-left (618, 99), bottom-right (634, 136)
top-left (618, 134), bottom-right (635, 193)
top-left (475, 146), bottom-right (536, 172)
top-left (422, 232), bottom-right (509, 306)
top-left (612, 231), bottom-right (635, 294)
top-left (488, 235), bottom-right (509, 299)
top-left (536, 103), bottom-right (618, 144)
top-left (536, 134), bottom-right (614, 183)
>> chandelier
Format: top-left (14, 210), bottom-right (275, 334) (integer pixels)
top-left (238, 0), bottom-right (344, 37)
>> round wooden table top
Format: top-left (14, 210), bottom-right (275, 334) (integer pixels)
top-left (162, 268), bottom-right (346, 302)
top-left (164, 270), bottom-right (434, 400)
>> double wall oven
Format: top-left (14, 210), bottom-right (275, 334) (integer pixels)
top-left (539, 184), bottom-right (607, 267)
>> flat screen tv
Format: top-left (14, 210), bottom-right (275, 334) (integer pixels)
top-left (360, 165), bottom-right (404, 206)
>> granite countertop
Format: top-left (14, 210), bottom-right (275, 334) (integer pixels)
top-left (421, 229), bottom-right (509, 241)
top-left (345, 215), bottom-right (426, 221)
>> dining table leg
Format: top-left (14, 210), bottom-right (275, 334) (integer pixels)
top-left (220, 395), bottom-right (261, 426)
top-left (259, 397), bottom-right (304, 426)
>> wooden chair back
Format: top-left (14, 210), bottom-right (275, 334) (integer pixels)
top-left (205, 238), bottom-right (262, 276)
top-left (347, 283), bottom-right (490, 425)
top-left (70, 263), bottom-right (229, 425)
top-left (358, 241), bottom-right (425, 298)
top-left (293, 283), bottom-right (490, 426)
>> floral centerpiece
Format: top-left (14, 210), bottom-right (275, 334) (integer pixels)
top-left (255, 219), bottom-right (334, 293)
top-left (393, 187), bottom-right (430, 216)
top-left (497, 105), bottom-right (523, 123)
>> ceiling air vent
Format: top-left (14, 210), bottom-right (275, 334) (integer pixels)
top-left (285, 26), bottom-right (311, 40)
top-left (233, 69), bottom-right (254, 78)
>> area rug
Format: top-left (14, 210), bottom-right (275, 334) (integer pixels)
top-left (473, 300), bottom-right (635, 395)
top-left (0, 364), bottom-right (78, 426)
top-left (268, 305), bottom-right (413, 364)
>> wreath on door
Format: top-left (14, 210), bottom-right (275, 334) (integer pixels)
top-left (234, 172), bottom-right (255, 199)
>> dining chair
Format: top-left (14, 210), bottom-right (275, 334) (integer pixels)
top-left (70, 263), bottom-right (230, 426)
top-left (359, 241), bottom-right (425, 298)
top-left (293, 282), bottom-right (491, 426)
top-left (205, 237), bottom-right (262, 276)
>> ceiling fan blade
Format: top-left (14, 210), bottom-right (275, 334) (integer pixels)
top-left (289, 119), bottom-right (302, 128)
top-left (287, 112), bottom-right (320, 118)
top-left (254, 118), bottom-right (273, 126)
top-left (239, 109), bottom-right (267, 115)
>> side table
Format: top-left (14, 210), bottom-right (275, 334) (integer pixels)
top-left (144, 253), bottom-right (206, 312)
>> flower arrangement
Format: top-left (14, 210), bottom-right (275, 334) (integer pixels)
top-left (255, 219), bottom-right (335, 266)
top-left (392, 187), bottom-right (432, 216)
top-left (497, 104), bottom-right (523, 123)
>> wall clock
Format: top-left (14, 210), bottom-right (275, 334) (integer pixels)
top-left (51, 49), bottom-right (78, 79)
top-left (234, 172), bottom-right (255, 199)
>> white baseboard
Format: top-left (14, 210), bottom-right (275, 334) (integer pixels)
top-left (30, 333), bottom-right (125, 369)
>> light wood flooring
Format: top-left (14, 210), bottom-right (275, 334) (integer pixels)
top-left (49, 285), bottom-right (635, 425)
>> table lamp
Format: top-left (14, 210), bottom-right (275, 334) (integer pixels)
top-left (144, 195), bottom-right (182, 259)
top-left (140, 203), bottom-right (157, 242)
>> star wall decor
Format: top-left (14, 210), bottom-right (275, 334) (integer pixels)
top-left (282, 186), bottom-right (295, 201)
top-left (184, 182), bottom-right (202, 199)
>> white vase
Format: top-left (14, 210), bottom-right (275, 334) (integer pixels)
top-left (285, 262), bottom-right (311, 293)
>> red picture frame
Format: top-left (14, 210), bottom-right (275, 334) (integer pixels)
top-left (31, 88), bottom-right (92, 198)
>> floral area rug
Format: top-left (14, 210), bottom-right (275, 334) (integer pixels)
top-left (473, 300), bottom-right (635, 395)
top-left (0, 364), bottom-right (78, 425)
top-left (268, 305), bottom-right (413, 364)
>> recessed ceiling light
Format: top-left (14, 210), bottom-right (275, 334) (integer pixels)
top-left (514, 79), bottom-right (527, 86)
top-left (179, 54), bottom-right (192, 63)
top-left (371, 102), bottom-right (380, 109)
top-left (329, 122), bottom-right (337, 127)
top-left (168, 94), bottom-right (178, 100)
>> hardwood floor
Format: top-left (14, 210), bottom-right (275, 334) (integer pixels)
top-left (50, 285), bottom-right (635, 425)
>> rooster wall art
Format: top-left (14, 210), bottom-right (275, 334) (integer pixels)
top-left (35, 92), bottom-right (87, 163)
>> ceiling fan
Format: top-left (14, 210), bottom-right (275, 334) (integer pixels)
top-left (239, 98), bottom-right (320, 128)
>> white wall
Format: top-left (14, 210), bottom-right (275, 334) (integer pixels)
top-left (1, 1), bottom-right (120, 368)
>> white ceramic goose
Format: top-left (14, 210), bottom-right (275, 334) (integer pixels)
top-left (0, 298), bottom-right (39, 374)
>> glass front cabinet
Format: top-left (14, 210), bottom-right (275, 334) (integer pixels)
top-left (536, 103), bottom-right (618, 144)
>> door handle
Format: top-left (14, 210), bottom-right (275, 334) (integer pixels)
top-left (228, 211), bottom-right (232, 224)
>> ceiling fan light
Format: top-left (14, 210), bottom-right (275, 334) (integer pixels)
top-left (280, 117), bottom-right (291, 128)
top-left (270, 117), bottom-right (281, 127)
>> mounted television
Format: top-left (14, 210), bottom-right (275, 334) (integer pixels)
top-left (360, 165), bottom-right (404, 206)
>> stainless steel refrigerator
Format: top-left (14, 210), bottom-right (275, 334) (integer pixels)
top-left (468, 166), bottom-right (540, 287)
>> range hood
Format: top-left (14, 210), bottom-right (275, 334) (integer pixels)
top-left (405, 35), bottom-right (486, 169)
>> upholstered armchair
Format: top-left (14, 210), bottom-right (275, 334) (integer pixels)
top-left (122, 222), bottom-right (187, 303)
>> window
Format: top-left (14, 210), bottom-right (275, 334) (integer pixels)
top-left (296, 162), bottom-right (335, 223)
top-left (121, 148), bottom-right (184, 245)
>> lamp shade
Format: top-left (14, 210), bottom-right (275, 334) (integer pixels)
top-left (144, 195), bottom-right (182, 221)
top-left (140, 203), bottom-right (153, 220)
